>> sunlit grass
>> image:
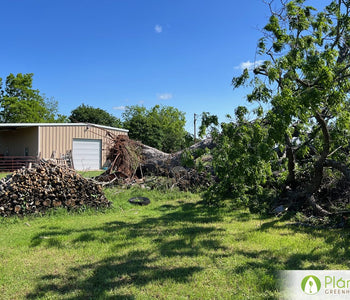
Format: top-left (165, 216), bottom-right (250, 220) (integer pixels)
top-left (1, 187), bottom-right (349, 299)
top-left (0, 172), bottom-right (11, 179)
top-left (77, 169), bottom-right (104, 178)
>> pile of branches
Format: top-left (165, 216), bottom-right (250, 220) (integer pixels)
top-left (0, 161), bottom-right (111, 217)
top-left (97, 135), bottom-right (215, 191)
top-left (141, 138), bottom-right (216, 192)
top-left (172, 167), bottom-right (214, 192)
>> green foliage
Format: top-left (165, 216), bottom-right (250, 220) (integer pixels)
top-left (122, 104), bottom-right (187, 152)
top-left (208, 0), bottom-right (350, 214)
top-left (183, 131), bottom-right (195, 148)
top-left (199, 112), bottom-right (219, 138)
top-left (180, 148), bottom-right (195, 168)
top-left (69, 103), bottom-right (122, 127)
top-left (232, 68), bottom-right (249, 88)
top-left (204, 109), bottom-right (279, 212)
top-left (0, 73), bottom-right (65, 123)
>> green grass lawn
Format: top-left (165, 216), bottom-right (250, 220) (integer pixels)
top-left (77, 169), bottom-right (105, 178)
top-left (0, 172), bottom-right (11, 179)
top-left (1, 187), bottom-right (349, 299)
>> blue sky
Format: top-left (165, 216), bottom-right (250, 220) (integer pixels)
top-left (1, 0), bottom-right (275, 132)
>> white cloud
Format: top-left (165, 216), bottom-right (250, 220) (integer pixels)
top-left (113, 106), bottom-right (126, 111)
top-left (236, 60), bottom-right (264, 70)
top-left (154, 24), bottom-right (162, 33)
top-left (157, 93), bottom-right (172, 100)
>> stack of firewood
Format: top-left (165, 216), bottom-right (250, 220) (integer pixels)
top-left (0, 161), bottom-right (111, 217)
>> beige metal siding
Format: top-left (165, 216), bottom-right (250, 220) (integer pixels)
top-left (0, 127), bottom-right (39, 156)
top-left (39, 125), bottom-right (127, 168)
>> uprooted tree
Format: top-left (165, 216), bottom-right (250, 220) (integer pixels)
top-left (96, 134), bottom-right (215, 191)
top-left (206, 0), bottom-right (350, 216)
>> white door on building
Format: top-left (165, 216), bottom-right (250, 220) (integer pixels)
top-left (72, 139), bottom-right (101, 170)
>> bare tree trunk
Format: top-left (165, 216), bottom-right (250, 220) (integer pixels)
top-left (141, 138), bottom-right (214, 174)
top-left (304, 112), bottom-right (331, 215)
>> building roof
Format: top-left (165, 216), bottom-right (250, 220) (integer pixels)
top-left (0, 123), bottom-right (129, 133)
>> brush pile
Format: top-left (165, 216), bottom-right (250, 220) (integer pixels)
top-left (0, 161), bottom-right (111, 217)
top-left (96, 135), bottom-right (215, 191)
top-left (98, 135), bottom-right (142, 182)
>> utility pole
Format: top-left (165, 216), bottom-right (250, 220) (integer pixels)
top-left (194, 113), bottom-right (197, 143)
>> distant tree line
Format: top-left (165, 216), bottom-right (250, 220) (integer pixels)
top-left (0, 73), bottom-right (67, 123)
top-left (0, 73), bottom-right (191, 152)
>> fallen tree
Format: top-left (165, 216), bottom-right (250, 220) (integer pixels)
top-left (219, 0), bottom-right (350, 218)
top-left (96, 135), bottom-right (215, 191)
top-left (142, 137), bottom-right (214, 174)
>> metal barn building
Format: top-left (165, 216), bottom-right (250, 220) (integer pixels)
top-left (0, 123), bottom-right (128, 170)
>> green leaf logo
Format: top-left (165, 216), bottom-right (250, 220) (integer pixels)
top-left (301, 275), bottom-right (321, 295)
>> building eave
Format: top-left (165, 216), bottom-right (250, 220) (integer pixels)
top-left (0, 123), bottom-right (129, 133)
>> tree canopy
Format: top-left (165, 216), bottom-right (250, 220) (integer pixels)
top-left (69, 104), bottom-right (122, 128)
top-left (0, 73), bottom-right (65, 123)
top-left (207, 0), bottom-right (350, 216)
top-left (122, 105), bottom-right (187, 153)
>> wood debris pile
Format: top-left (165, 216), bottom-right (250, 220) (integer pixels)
top-left (96, 135), bottom-right (215, 191)
top-left (0, 161), bottom-right (111, 217)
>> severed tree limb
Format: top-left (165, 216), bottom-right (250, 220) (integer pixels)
top-left (307, 194), bottom-right (331, 216)
top-left (109, 154), bottom-right (120, 175)
top-left (327, 146), bottom-right (343, 158)
top-left (89, 175), bottom-right (120, 187)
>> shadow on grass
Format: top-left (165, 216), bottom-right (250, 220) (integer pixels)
top-left (224, 225), bottom-right (350, 298)
top-left (26, 250), bottom-right (202, 299)
top-left (26, 200), bottom-right (224, 299)
top-left (25, 198), bottom-right (350, 299)
top-left (238, 219), bottom-right (350, 271)
top-left (286, 224), bottom-right (350, 267)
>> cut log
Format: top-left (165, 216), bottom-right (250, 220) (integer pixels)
top-left (141, 138), bottom-right (214, 175)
